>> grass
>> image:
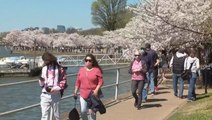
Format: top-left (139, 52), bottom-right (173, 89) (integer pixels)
top-left (168, 92), bottom-right (212, 120)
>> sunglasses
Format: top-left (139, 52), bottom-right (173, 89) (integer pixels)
top-left (134, 55), bottom-right (140, 57)
top-left (85, 59), bottom-right (93, 62)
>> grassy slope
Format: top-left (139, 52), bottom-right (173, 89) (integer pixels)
top-left (168, 92), bottom-right (212, 120)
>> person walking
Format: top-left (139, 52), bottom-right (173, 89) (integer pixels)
top-left (159, 49), bottom-right (169, 80)
top-left (185, 50), bottom-right (200, 101)
top-left (74, 53), bottom-right (104, 120)
top-left (142, 43), bottom-right (160, 98)
top-left (169, 48), bottom-right (187, 98)
top-left (129, 50), bottom-right (147, 109)
top-left (38, 52), bottom-right (67, 120)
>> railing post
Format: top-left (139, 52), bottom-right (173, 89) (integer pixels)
top-left (115, 68), bottom-right (120, 100)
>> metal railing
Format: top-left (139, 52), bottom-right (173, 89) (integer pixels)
top-left (0, 66), bottom-right (131, 118)
top-left (57, 54), bottom-right (131, 67)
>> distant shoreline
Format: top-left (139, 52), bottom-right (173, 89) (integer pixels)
top-left (13, 50), bottom-right (87, 57)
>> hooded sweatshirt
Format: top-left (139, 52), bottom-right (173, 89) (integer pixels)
top-left (184, 56), bottom-right (200, 73)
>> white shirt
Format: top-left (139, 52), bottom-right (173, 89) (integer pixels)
top-left (184, 56), bottom-right (200, 73)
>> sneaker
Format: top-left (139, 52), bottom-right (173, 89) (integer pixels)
top-left (179, 96), bottom-right (184, 99)
top-left (137, 105), bottom-right (142, 110)
top-left (187, 99), bottom-right (193, 102)
top-left (151, 92), bottom-right (155, 96)
top-left (142, 99), bottom-right (146, 103)
top-left (187, 97), bottom-right (196, 101)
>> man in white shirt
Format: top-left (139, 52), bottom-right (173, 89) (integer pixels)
top-left (185, 50), bottom-right (200, 101)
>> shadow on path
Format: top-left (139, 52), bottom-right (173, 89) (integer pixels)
top-left (147, 98), bottom-right (168, 102)
top-left (156, 91), bottom-right (171, 95)
top-left (142, 104), bottom-right (162, 109)
top-left (196, 94), bottom-right (210, 100)
top-left (158, 87), bottom-right (169, 90)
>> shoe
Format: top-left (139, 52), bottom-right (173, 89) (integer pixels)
top-left (137, 105), bottom-right (142, 110)
top-left (142, 100), bottom-right (146, 103)
top-left (151, 92), bottom-right (155, 95)
top-left (188, 97), bottom-right (196, 101)
top-left (187, 99), bottom-right (193, 102)
top-left (179, 96), bottom-right (184, 99)
top-left (192, 98), bottom-right (196, 101)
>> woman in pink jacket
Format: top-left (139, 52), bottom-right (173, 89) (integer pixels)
top-left (74, 53), bottom-right (104, 120)
top-left (129, 50), bottom-right (147, 109)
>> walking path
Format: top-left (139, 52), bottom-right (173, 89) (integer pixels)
top-left (97, 85), bottom-right (206, 120)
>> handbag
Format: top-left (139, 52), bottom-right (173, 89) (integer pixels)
top-left (181, 59), bottom-right (196, 80)
top-left (69, 98), bottom-right (80, 120)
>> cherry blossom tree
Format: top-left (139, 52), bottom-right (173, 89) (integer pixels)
top-left (120, 0), bottom-right (212, 49)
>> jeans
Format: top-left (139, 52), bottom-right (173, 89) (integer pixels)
top-left (172, 73), bottom-right (184, 97)
top-left (80, 96), bottom-right (96, 120)
top-left (131, 80), bottom-right (144, 107)
top-left (187, 72), bottom-right (197, 100)
top-left (142, 79), bottom-right (149, 101)
top-left (142, 71), bottom-right (155, 100)
top-left (147, 72), bottom-right (155, 93)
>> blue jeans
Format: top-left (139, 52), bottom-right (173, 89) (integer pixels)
top-left (147, 72), bottom-right (155, 93)
top-left (187, 72), bottom-right (197, 100)
top-left (142, 72), bottom-right (155, 100)
top-left (80, 96), bottom-right (96, 120)
top-left (172, 73), bottom-right (184, 97)
top-left (142, 79), bottom-right (149, 101)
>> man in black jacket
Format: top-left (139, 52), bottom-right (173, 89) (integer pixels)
top-left (169, 48), bottom-right (187, 98)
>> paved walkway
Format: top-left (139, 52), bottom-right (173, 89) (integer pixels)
top-left (96, 86), bottom-right (206, 120)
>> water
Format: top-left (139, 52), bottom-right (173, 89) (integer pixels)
top-left (0, 66), bottom-right (131, 120)
top-left (0, 46), bottom-right (19, 57)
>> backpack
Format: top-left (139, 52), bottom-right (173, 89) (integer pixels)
top-left (58, 66), bottom-right (68, 97)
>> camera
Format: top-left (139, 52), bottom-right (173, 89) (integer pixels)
top-left (39, 77), bottom-right (45, 81)
top-left (45, 86), bottom-right (53, 92)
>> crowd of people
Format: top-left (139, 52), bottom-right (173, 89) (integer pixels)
top-left (128, 43), bottom-right (203, 111)
top-left (37, 42), bottom-right (208, 119)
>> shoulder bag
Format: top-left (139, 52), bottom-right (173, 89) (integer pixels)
top-left (181, 59), bottom-right (196, 80)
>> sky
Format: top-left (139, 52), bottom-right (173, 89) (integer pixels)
top-left (0, 0), bottom-right (138, 32)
